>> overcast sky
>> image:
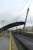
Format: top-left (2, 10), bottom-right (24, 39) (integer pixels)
top-left (0, 0), bottom-right (33, 28)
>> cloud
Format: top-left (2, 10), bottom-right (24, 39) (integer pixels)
top-left (0, 0), bottom-right (31, 16)
top-left (0, 0), bottom-right (33, 28)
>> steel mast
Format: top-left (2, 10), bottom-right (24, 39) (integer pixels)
top-left (23, 8), bottom-right (29, 31)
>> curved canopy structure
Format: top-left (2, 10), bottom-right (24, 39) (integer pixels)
top-left (0, 21), bottom-right (25, 31)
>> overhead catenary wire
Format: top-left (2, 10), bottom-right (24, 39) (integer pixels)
top-left (30, 16), bottom-right (33, 32)
top-left (30, 16), bottom-right (32, 25)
